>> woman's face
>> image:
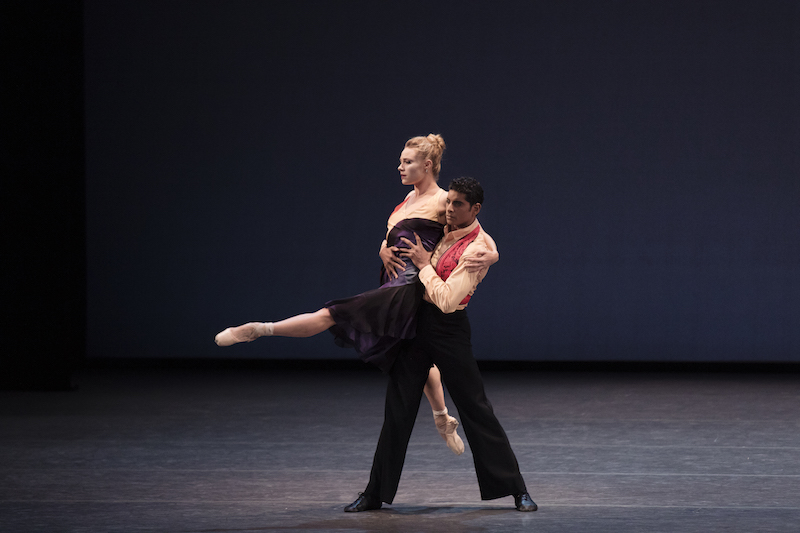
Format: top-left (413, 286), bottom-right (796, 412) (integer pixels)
top-left (398, 148), bottom-right (429, 186)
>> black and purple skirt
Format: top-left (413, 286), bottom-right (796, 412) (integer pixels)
top-left (325, 218), bottom-right (444, 372)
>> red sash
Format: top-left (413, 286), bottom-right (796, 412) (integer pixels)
top-left (434, 226), bottom-right (481, 306)
top-left (390, 198), bottom-right (409, 215)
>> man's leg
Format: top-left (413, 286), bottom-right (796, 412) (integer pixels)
top-left (419, 303), bottom-right (528, 501)
top-left (350, 341), bottom-right (432, 509)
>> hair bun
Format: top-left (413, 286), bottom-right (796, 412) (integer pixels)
top-left (427, 133), bottom-right (446, 151)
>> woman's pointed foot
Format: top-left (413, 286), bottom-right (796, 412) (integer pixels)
top-left (434, 412), bottom-right (465, 455)
top-left (215, 322), bottom-right (268, 346)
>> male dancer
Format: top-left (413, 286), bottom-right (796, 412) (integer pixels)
top-left (344, 177), bottom-right (537, 513)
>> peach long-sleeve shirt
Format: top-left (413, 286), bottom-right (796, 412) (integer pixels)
top-left (418, 218), bottom-right (494, 313)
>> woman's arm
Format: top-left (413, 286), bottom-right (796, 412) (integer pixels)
top-left (436, 190), bottom-right (448, 225)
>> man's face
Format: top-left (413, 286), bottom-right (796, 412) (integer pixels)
top-left (445, 190), bottom-right (481, 229)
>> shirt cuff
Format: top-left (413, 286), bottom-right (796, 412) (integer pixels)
top-left (418, 264), bottom-right (436, 284)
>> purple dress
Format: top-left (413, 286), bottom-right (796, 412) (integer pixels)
top-left (325, 218), bottom-right (444, 372)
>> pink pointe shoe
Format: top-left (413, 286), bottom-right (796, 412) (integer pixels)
top-left (434, 410), bottom-right (465, 455)
top-left (215, 322), bottom-right (268, 346)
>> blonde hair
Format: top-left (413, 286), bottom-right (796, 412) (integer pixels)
top-left (405, 134), bottom-right (446, 179)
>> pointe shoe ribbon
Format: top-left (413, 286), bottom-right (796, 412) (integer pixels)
top-left (434, 411), bottom-right (465, 455)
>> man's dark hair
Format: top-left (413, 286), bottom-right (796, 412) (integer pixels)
top-left (448, 176), bottom-right (484, 206)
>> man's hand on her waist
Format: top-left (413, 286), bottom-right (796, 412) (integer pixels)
top-left (399, 233), bottom-right (433, 270)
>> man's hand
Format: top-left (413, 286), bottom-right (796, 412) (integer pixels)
top-left (380, 245), bottom-right (407, 279)
top-left (399, 233), bottom-right (433, 270)
top-left (463, 248), bottom-right (499, 272)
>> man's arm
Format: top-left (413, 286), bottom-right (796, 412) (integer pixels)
top-left (400, 233), bottom-right (483, 314)
top-left (418, 258), bottom-right (481, 313)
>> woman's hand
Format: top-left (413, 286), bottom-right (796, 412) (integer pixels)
top-left (380, 244), bottom-right (408, 279)
top-left (463, 248), bottom-right (499, 272)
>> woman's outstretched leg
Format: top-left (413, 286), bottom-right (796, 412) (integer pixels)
top-left (215, 308), bottom-right (335, 346)
top-left (424, 365), bottom-right (464, 455)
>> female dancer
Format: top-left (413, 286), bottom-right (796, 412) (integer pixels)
top-left (215, 134), bottom-right (498, 454)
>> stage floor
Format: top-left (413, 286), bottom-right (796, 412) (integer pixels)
top-left (2, 364), bottom-right (799, 532)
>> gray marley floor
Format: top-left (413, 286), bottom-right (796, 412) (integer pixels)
top-left (1, 365), bottom-right (800, 532)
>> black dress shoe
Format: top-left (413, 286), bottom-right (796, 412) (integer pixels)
top-left (344, 492), bottom-right (382, 512)
top-left (514, 492), bottom-right (538, 512)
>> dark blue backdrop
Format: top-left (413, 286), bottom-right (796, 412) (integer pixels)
top-left (85, 1), bottom-right (800, 362)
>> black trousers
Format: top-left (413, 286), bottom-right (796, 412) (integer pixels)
top-left (365, 301), bottom-right (527, 503)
